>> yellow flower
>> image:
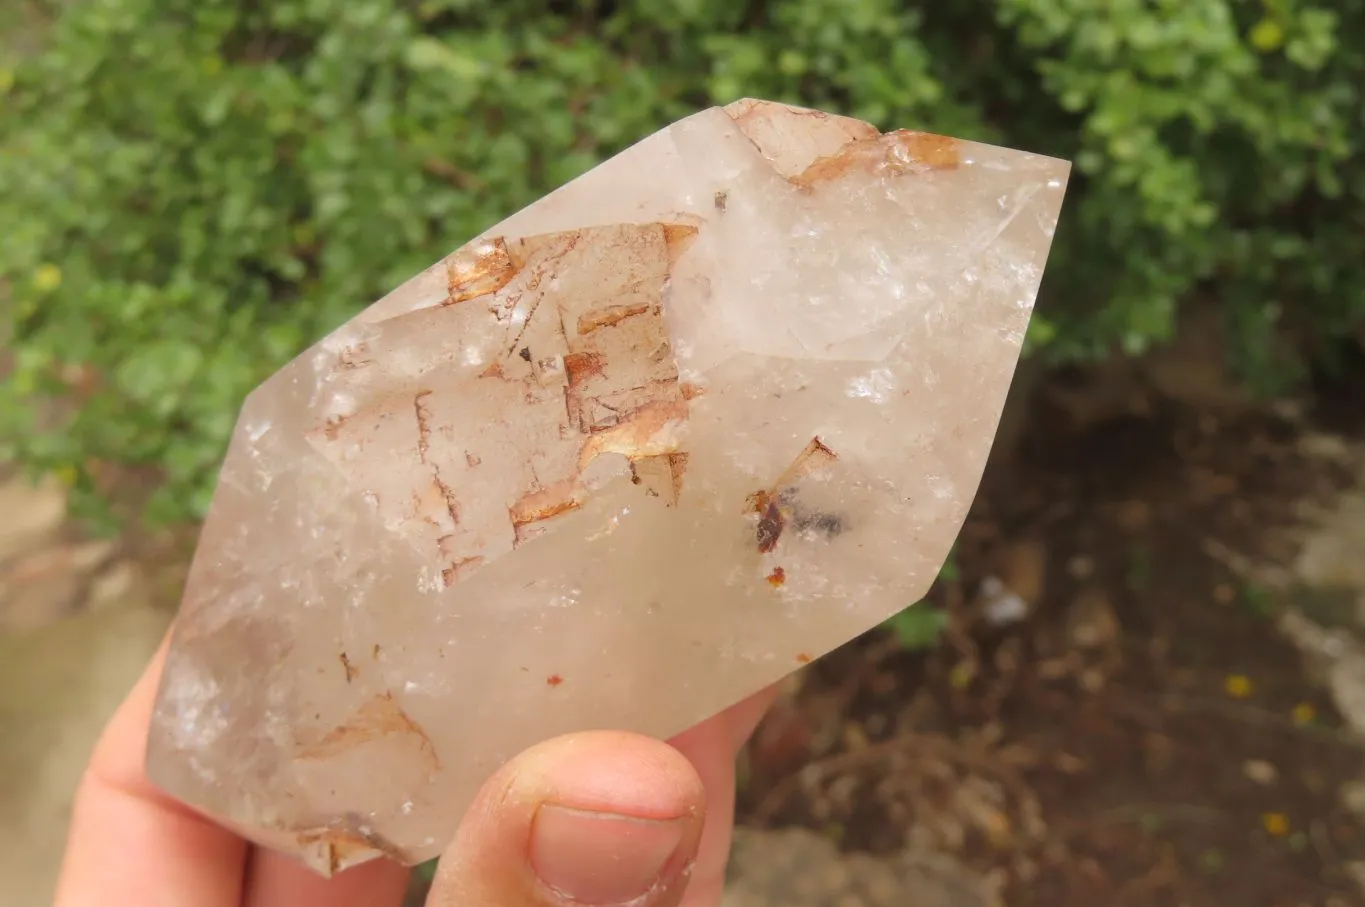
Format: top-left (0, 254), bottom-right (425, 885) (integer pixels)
top-left (950, 661), bottom-right (976, 689)
top-left (1261, 812), bottom-right (1289, 837)
top-left (33, 263), bottom-right (62, 292)
top-left (1224, 674), bottom-right (1253, 699)
top-left (1249, 18), bottom-right (1285, 53)
top-left (1291, 702), bottom-right (1316, 725)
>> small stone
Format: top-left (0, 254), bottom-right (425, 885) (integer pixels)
top-left (1340, 779), bottom-right (1365, 817)
top-left (147, 98), bottom-right (1070, 873)
top-left (1066, 555), bottom-right (1094, 579)
top-left (1243, 759), bottom-right (1278, 785)
top-left (980, 576), bottom-right (1029, 627)
top-left (1297, 432), bottom-right (1350, 461)
top-left (68, 538), bottom-right (118, 573)
top-left (1067, 586), bottom-right (1119, 650)
top-left (89, 561), bottom-right (139, 609)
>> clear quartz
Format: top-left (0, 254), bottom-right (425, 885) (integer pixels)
top-left (146, 99), bottom-right (1070, 874)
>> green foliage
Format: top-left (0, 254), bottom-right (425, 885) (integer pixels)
top-left (2, 0), bottom-right (1363, 522)
top-left (883, 605), bottom-right (949, 651)
top-left (414, 857), bottom-right (438, 883)
top-left (881, 546), bottom-right (956, 649)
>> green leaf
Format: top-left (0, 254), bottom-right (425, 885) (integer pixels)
top-left (884, 606), bottom-right (949, 651)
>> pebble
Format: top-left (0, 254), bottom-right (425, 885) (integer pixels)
top-left (1243, 759), bottom-right (1278, 785)
top-left (88, 561), bottom-right (138, 610)
top-left (1339, 780), bottom-right (1365, 818)
top-left (1066, 587), bottom-right (1119, 650)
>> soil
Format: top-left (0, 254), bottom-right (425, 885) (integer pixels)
top-left (735, 374), bottom-right (1365, 907)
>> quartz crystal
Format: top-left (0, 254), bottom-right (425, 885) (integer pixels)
top-left (147, 99), bottom-right (1070, 874)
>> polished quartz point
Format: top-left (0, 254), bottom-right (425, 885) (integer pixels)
top-left (146, 99), bottom-right (1070, 874)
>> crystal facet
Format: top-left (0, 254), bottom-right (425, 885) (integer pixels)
top-left (147, 99), bottom-right (1070, 873)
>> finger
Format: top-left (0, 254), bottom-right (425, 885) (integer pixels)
top-left (667, 714), bottom-right (739, 907)
top-left (242, 847), bottom-right (409, 907)
top-left (54, 635), bottom-right (249, 907)
top-left (427, 731), bottom-right (705, 907)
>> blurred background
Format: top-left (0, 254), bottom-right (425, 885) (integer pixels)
top-left (2, 0), bottom-right (1364, 904)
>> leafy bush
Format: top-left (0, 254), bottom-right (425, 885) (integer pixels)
top-left (2, 0), bottom-right (1362, 522)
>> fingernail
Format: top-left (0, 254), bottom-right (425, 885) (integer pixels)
top-left (530, 804), bottom-right (687, 905)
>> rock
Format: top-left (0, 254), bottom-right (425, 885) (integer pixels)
top-left (88, 561), bottom-right (139, 610)
top-left (1278, 450), bottom-right (1365, 892)
top-left (1297, 433), bottom-right (1352, 462)
top-left (978, 539), bottom-right (1047, 627)
top-left (1066, 555), bottom-right (1094, 579)
top-left (1339, 780), bottom-right (1365, 818)
top-left (67, 538), bottom-right (117, 573)
top-left (1243, 759), bottom-right (1278, 785)
top-left (980, 579), bottom-right (1029, 627)
top-left (86, 560), bottom-right (138, 609)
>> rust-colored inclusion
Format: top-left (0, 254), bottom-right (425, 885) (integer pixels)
top-left (629, 452), bottom-right (689, 506)
top-left (746, 437), bottom-right (839, 553)
top-left (295, 816), bottom-right (411, 873)
top-left (789, 130), bottom-right (960, 190)
top-left (564, 304), bottom-right (681, 434)
top-left (724, 98), bottom-right (880, 182)
top-left (509, 480), bottom-right (583, 545)
top-left (297, 826), bottom-right (406, 874)
top-left (443, 237), bottom-right (521, 306)
top-left (500, 224), bottom-right (696, 544)
top-left (295, 692), bottom-right (439, 772)
top-left (308, 222), bottom-right (698, 582)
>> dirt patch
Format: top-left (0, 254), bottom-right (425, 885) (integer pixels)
top-left (736, 384), bottom-right (1365, 907)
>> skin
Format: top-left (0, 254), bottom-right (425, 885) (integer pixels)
top-left (53, 628), bottom-right (776, 907)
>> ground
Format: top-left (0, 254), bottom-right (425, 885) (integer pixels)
top-left (4, 364), bottom-right (1365, 907)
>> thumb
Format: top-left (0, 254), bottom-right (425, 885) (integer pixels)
top-left (427, 730), bottom-right (707, 907)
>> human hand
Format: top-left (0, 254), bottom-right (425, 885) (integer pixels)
top-left (54, 631), bottom-right (775, 907)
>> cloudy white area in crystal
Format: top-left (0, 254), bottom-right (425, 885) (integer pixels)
top-left (146, 99), bottom-right (1070, 875)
